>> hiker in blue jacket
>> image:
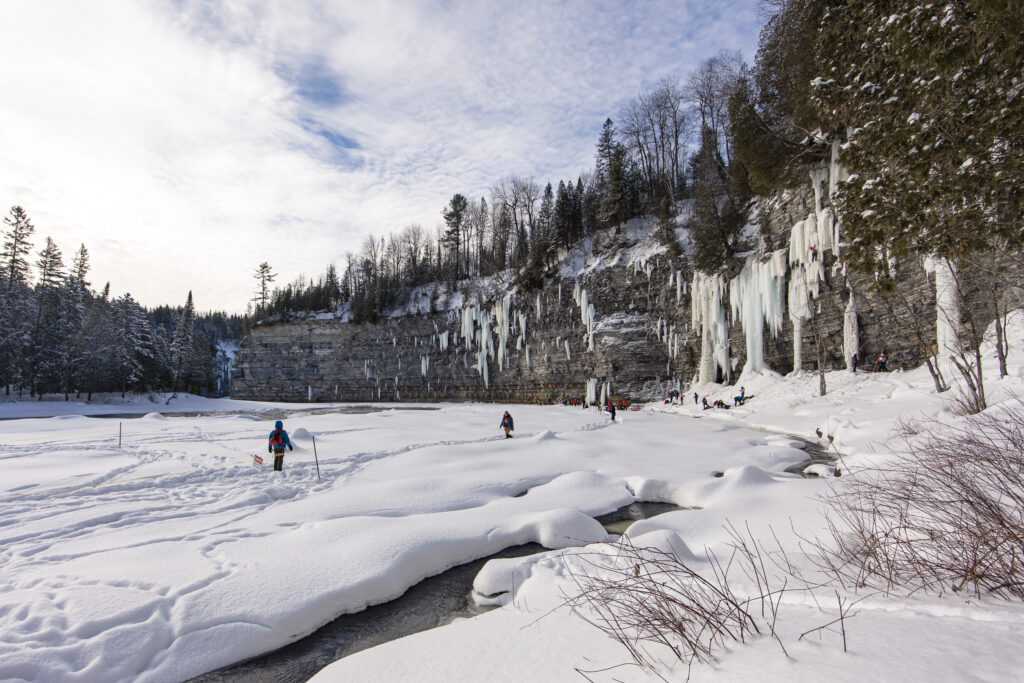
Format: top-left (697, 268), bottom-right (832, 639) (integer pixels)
top-left (499, 410), bottom-right (514, 438)
top-left (268, 420), bottom-right (294, 472)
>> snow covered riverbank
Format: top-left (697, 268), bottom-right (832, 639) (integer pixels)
top-left (311, 315), bottom-right (1024, 682)
top-left (1, 396), bottom-right (810, 681)
top-left (3, 314), bottom-right (1024, 682)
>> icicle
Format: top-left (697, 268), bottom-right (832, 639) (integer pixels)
top-left (421, 354), bottom-right (430, 377)
top-left (307, 385), bottom-right (312, 401)
top-left (565, 339), bottom-right (571, 360)
top-left (676, 270), bottom-right (682, 303)
top-left (843, 283), bottom-right (859, 371)
top-left (792, 317), bottom-right (803, 371)
top-left (691, 271), bottom-right (729, 384)
top-left (728, 251), bottom-right (787, 375)
top-left (923, 256), bottom-right (961, 362)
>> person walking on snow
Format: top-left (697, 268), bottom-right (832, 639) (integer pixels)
top-left (499, 410), bottom-right (514, 438)
top-left (268, 420), bottom-right (294, 472)
top-left (606, 401), bottom-right (616, 421)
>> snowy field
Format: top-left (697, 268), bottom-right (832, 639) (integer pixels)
top-left (2, 315), bottom-right (1024, 682)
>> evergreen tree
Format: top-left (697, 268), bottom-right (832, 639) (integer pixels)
top-left (252, 262), bottom-right (276, 314)
top-left (29, 237), bottom-right (65, 396)
top-left (441, 193), bottom-right (469, 282)
top-left (688, 126), bottom-right (746, 273)
top-left (111, 293), bottom-right (145, 398)
top-left (1, 205), bottom-right (35, 288)
top-left (170, 291), bottom-right (195, 393)
top-left (813, 0), bottom-right (1024, 274)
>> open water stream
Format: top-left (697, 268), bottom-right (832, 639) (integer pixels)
top-left (189, 502), bottom-right (683, 682)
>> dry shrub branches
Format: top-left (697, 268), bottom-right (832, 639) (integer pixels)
top-left (819, 397), bottom-right (1024, 598)
top-left (560, 525), bottom-right (827, 680)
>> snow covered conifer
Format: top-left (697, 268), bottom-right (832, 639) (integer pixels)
top-left (252, 262), bottom-right (276, 315)
top-left (1, 205), bottom-right (35, 288)
top-left (813, 0), bottom-right (1024, 274)
top-left (170, 291), bottom-right (195, 393)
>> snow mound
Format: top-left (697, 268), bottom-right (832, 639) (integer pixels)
top-left (623, 528), bottom-right (701, 564)
top-left (531, 430), bottom-right (556, 441)
top-left (524, 509), bottom-right (609, 549)
top-left (141, 412), bottom-right (166, 420)
top-left (803, 463), bottom-right (838, 477)
top-left (624, 476), bottom-right (676, 503)
top-left (291, 427), bottom-right (312, 440)
top-left (722, 464), bottom-right (777, 487)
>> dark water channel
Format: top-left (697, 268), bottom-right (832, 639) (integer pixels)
top-left (781, 434), bottom-right (840, 477)
top-left (188, 502), bottom-right (682, 683)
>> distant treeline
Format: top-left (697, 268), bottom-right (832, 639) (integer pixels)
top-left (0, 207), bottom-right (243, 400)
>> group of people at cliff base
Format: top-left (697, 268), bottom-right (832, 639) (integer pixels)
top-left (664, 387), bottom-right (750, 409)
top-left (851, 351), bottom-right (889, 374)
top-left (692, 386), bottom-right (748, 410)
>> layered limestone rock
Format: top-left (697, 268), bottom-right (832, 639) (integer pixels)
top-left (232, 147), bottom-right (1024, 403)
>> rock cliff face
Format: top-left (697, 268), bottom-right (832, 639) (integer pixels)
top-left (232, 155), bottom-right (1023, 404)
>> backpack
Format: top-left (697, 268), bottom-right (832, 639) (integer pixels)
top-left (270, 430), bottom-right (284, 446)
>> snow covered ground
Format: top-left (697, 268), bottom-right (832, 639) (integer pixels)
top-left (3, 314), bottom-right (1024, 682)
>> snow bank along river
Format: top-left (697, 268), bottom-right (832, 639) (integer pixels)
top-left (0, 401), bottom-right (812, 681)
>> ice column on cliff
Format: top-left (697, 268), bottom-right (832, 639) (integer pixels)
top-left (691, 271), bottom-right (729, 384)
top-left (420, 355), bottom-right (430, 376)
top-left (572, 281), bottom-right (597, 351)
top-left (843, 283), bottom-right (859, 370)
top-left (586, 378), bottom-right (598, 405)
top-left (923, 256), bottom-right (961, 363)
top-left (493, 294), bottom-right (512, 370)
top-left (787, 142), bottom-right (847, 370)
top-left (728, 250), bottom-right (787, 374)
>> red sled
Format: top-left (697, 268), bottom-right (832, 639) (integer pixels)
top-left (253, 454), bottom-right (264, 466)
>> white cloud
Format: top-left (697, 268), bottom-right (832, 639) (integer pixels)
top-left (0, 0), bottom-right (763, 311)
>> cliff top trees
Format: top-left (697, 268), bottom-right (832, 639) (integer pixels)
top-left (813, 0), bottom-right (1024, 274)
top-left (252, 262), bottom-right (276, 314)
top-left (688, 126), bottom-right (748, 273)
top-left (442, 193), bottom-right (469, 282)
top-left (728, 0), bottom-right (831, 195)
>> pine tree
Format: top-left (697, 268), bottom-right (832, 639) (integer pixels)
top-left (1, 206), bottom-right (35, 288)
top-left (688, 126), bottom-right (745, 273)
top-left (813, 0), bottom-right (1024, 273)
top-left (111, 293), bottom-right (145, 398)
top-left (442, 193), bottom-right (469, 282)
top-left (170, 291), bottom-right (195, 393)
top-left (29, 237), bottom-right (66, 397)
top-left (253, 262), bottom-right (276, 314)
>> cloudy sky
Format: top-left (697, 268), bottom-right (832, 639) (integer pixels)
top-left (0, 0), bottom-right (766, 312)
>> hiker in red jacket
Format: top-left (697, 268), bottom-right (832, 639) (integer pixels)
top-left (499, 411), bottom-right (514, 438)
